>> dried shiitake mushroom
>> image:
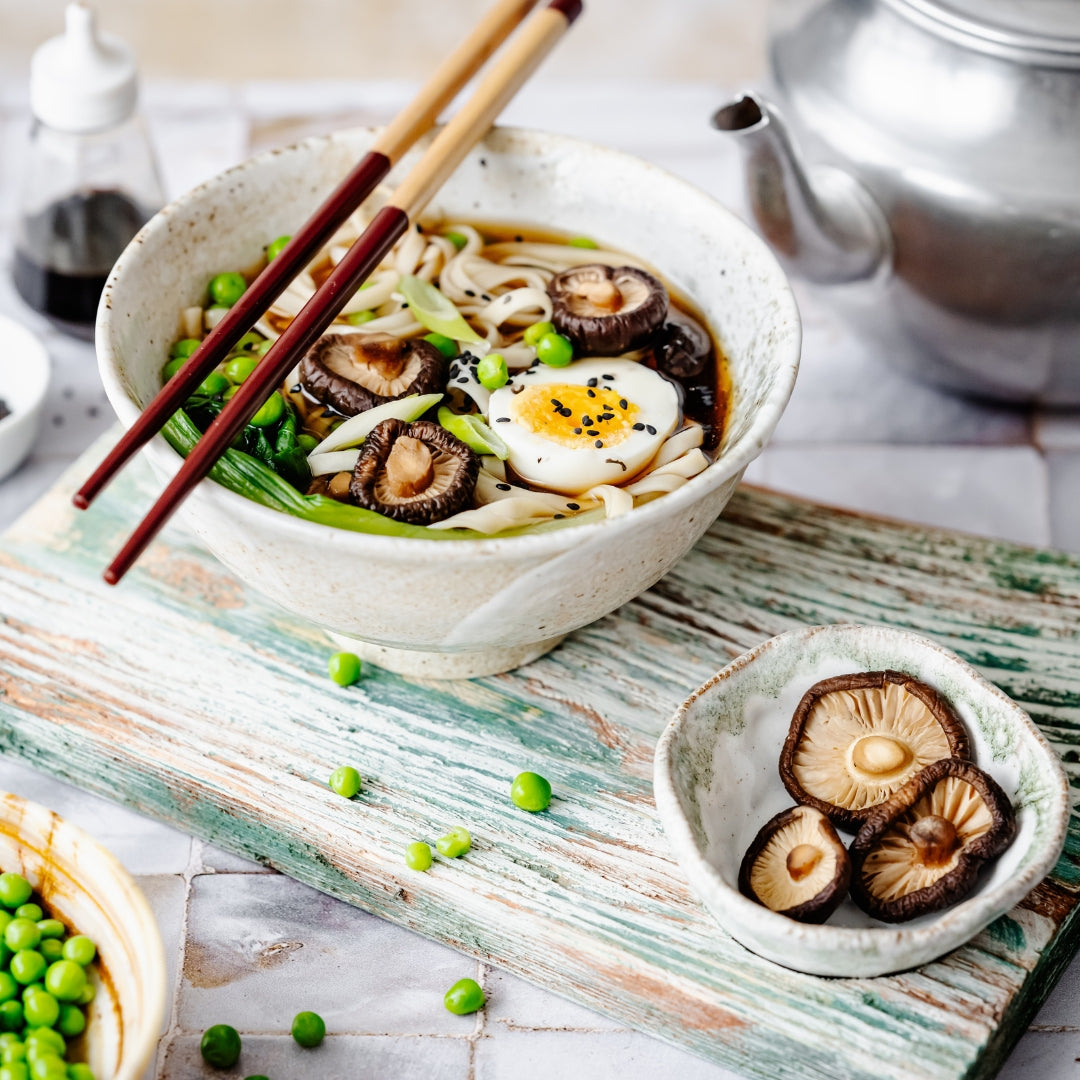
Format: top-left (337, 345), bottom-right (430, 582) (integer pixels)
top-left (849, 758), bottom-right (1016, 922)
top-left (301, 333), bottom-right (447, 416)
top-left (548, 265), bottom-right (668, 355)
top-left (780, 671), bottom-right (969, 831)
top-left (350, 418), bottom-right (478, 525)
top-left (738, 805), bottom-right (851, 923)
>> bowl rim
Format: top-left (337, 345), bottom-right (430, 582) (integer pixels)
top-left (96, 124), bottom-right (801, 559)
top-left (653, 622), bottom-right (1071, 963)
top-left (0, 789), bottom-right (167, 1078)
top-left (0, 314), bottom-right (50, 429)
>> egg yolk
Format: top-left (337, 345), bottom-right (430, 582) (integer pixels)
top-left (509, 384), bottom-right (641, 449)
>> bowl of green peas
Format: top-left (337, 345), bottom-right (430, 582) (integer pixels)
top-left (0, 792), bottom-right (166, 1080)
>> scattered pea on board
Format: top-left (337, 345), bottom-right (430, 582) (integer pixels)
top-left (405, 842), bottom-right (433, 872)
top-left (200, 1023), bottom-right (242, 1069)
top-left (444, 977), bottom-right (485, 1015)
top-left (435, 827), bottom-right (471, 858)
top-left (328, 652), bottom-right (362, 687)
top-left (510, 772), bottom-right (552, 812)
top-left (291, 1010), bottom-right (326, 1048)
top-left (328, 766), bottom-right (362, 799)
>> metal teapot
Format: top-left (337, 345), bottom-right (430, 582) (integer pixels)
top-left (713, 0), bottom-right (1080, 404)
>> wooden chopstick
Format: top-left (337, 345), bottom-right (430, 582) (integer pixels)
top-left (74, 0), bottom-right (544, 512)
top-left (103, 0), bottom-right (583, 586)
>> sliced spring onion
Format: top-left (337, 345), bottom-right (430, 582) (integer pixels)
top-left (438, 407), bottom-right (509, 460)
top-left (308, 449), bottom-right (361, 476)
top-left (399, 274), bottom-right (482, 344)
top-left (309, 393), bottom-right (443, 457)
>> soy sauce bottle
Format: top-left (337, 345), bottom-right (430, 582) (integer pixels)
top-left (13, 2), bottom-right (163, 339)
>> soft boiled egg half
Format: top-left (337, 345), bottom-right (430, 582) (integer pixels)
top-left (487, 358), bottom-right (680, 496)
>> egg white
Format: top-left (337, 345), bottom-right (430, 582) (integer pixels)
top-left (486, 358), bottom-right (680, 496)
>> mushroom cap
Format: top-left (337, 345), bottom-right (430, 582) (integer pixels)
top-left (349, 418), bottom-right (478, 525)
top-left (655, 309), bottom-right (711, 379)
top-left (738, 805), bottom-right (851, 924)
top-left (300, 333), bottom-right (447, 416)
top-left (780, 671), bottom-right (970, 831)
top-left (849, 758), bottom-right (1016, 923)
top-left (548, 265), bottom-right (668, 355)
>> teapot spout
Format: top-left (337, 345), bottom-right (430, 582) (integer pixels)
top-left (713, 93), bottom-right (891, 285)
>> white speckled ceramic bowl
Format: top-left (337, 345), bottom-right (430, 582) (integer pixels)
top-left (0, 315), bottom-right (49, 483)
top-left (654, 623), bottom-right (1071, 977)
top-left (0, 792), bottom-right (166, 1078)
top-left (97, 126), bottom-right (800, 678)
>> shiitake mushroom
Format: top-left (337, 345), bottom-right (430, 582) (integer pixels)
top-left (300, 333), bottom-right (447, 416)
top-left (779, 671), bottom-right (970, 831)
top-left (654, 309), bottom-right (711, 379)
top-left (548, 265), bottom-right (668, 355)
top-left (739, 805), bottom-right (851, 924)
top-left (849, 758), bottom-right (1016, 923)
top-left (349, 418), bottom-right (478, 525)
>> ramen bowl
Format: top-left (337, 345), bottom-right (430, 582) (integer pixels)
top-left (0, 792), bottom-right (166, 1078)
top-left (97, 126), bottom-right (800, 678)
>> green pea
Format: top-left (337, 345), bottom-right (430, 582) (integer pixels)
top-left (0, 916), bottom-right (13, 936)
top-left (223, 386), bottom-right (240, 402)
top-left (0, 878), bottom-right (32, 911)
top-left (0, 977), bottom-right (15, 1006)
top-left (24, 1029), bottom-right (62, 1056)
top-left (328, 652), bottom-right (362, 687)
top-left (169, 337), bottom-right (201, 359)
top-left (21, 983), bottom-right (43, 1001)
top-left (510, 771), bottom-right (552, 812)
top-left (208, 272), bottom-right (247, 307)
top-left (1, 926), bottom-right (36, 957)
top-left (11, 911), bottom-right (39, 927)
top-left (34, 945), bottom-right (58, 966)
top-left (20, 993), bottom-right (56, 1031)
top-left (162, 357), bottom-right (185, 382)
top-left (405, 842), bottom-right (432, 872)
top-left (224, 355), bottom-right (260, 384)
top-left (328, 766), bottom-right (361, 799)
top-left (346, 310), bottom-right (376, 326)
top-left (254, 339), bottom-right (274, 357)
top-left (568, 236), bottom-right (598, 249)
top-left (290, 1010), bottom-right (325, 1048)
top-left (200, 1024), bottom-right (241, 1069)
top-left (75, 984), bottom-right (94, 1007)
top-left (443, 230), bottom-right (468, 251)
top-left (61, 937), bottom-right (94, 968)
top-left (249, 391), bottom-right (285, 429)
top-left (66, 1067), bottom-right (94, 1080)
top-left (422, 332), bottom-right (458, 359)
top-left (0, 1050), bottom-right (21, 1068)
top-left (5, 951), bottom-right (40, 987)
top-left (522, 321), bottom-right (555, 348)
top-left (31, 926), bottom-right (60, 944)
top-left (197, 371), bottom-right (230, 398)
top-left (0, 1003), bottom-right (21, 1033)
top-left (536, 332), bottom-right (573, 368)
top-left (297, 434), bottom-right (319, 453)
top-left (443, 977), bottom-right (485, 1015)
top-left (0, 1060), bottom-right (27, 1080)
top-left (55, 1004), bottom-right (83, 1039)
top-left (43, 961), bottom-right (84, 1003)
top-left (266, 235), bottom-right (291, 261)
top-left (27, 1054), bottom-right (64, 1080)
top-left (476, 353), bottom-right (509, 391)
top-left (435, 827), bottom-right (471, 859)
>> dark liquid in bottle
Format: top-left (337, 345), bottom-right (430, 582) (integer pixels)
top-left (13, 189), bottom-right (150, 340)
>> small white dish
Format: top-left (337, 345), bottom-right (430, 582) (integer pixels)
top-left (0, 315), bottom-right (50, 482)
top-left (653, 623), bottom-right (1071, 977)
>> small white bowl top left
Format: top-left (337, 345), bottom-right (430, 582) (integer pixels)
top-left (0, 315), bottom-right (50, 483)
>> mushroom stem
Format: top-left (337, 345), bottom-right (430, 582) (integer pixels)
top-left (384, 436), bottom-right (435, 498)
top-left (909, 815), bottom-right (960, 867)
top-left (851, 734), bottom-right (912, 777)
top-left (786, 843), bottom-right (823, 883)
top-left (578, 278), bottom-right (623, 311)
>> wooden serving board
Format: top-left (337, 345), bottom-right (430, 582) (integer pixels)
top-left (1, 432), bottom-right (1079, 1080)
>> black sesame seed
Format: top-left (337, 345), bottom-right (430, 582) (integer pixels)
top-left (602, 373), bottom-right (614, 380)
top-left (567, 502), bottom-right (580, 510)
top-left (586, 378), bottom-right (598, 387)
top-left (496, 483), bottom-right (511, 491)
top-left (582, 415), bottom-right (593, 426)
top-left (415, 223), bottom-right (423, 233)
top-left (646, 424), bottom-right (656, 435)
top-left (457, 376), bottom-right (470, 384)
top-left (559, 408), bottom-right (572, 417)
top-left (553, 514), bottom-right (565, 519)
top-left (551, 398), bottom-right (562, 406)
top-left (482, 294), bottom-right (492, 301)
top-left (632, 422), bottom-right (645, 430)
top-left (465, 289), bottom-right (476, 297)
top-left (514, 234), bottom-right (523, 242)
top-left (495, 417), bottom-right (511, 422)
top-left (479, 157), bottom-right (487, 166)
top-left (594, 439), bottom-right (603, 448)
top-left (586, 389), bottom-right (596, 398)
top-left (573, 427), bottom-right (582, 434)
top-left (587, 429), bottom-right (599, 437)
top-left (619, 398), bottom-right (628, 409)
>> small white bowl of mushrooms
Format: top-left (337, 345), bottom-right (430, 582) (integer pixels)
top-left (653, 623), bottom-right (1070, 977)
top-left (0, 315), bottom-right (50, 483)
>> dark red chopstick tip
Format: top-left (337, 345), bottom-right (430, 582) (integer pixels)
top-left (72, 492), bottom-right (89, 511)
top-left (547, 0), bottom-right (583, 23)
top-left (103, 567), bottom-right (120, 586)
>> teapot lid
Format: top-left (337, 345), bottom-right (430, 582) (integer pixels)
top-left (887, 0), bottom-right (1080, 64)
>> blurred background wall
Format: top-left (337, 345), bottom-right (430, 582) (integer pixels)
top-left (0, 0), bottom-right (771, 84)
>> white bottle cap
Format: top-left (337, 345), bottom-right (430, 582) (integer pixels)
top-left (30, 2), bottom-right (137, 133)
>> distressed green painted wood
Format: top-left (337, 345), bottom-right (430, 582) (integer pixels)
top-left (1, 431), bottom-right (1079, 1080)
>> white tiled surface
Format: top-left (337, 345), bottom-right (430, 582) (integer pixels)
top-left (1, 77), bottom-right (1080, 1080)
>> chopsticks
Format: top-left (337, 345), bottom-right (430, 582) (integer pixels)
top-left (74, 0), bottom-right (545, 513)
top-left (102, 0), bottom-right (583, 585)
